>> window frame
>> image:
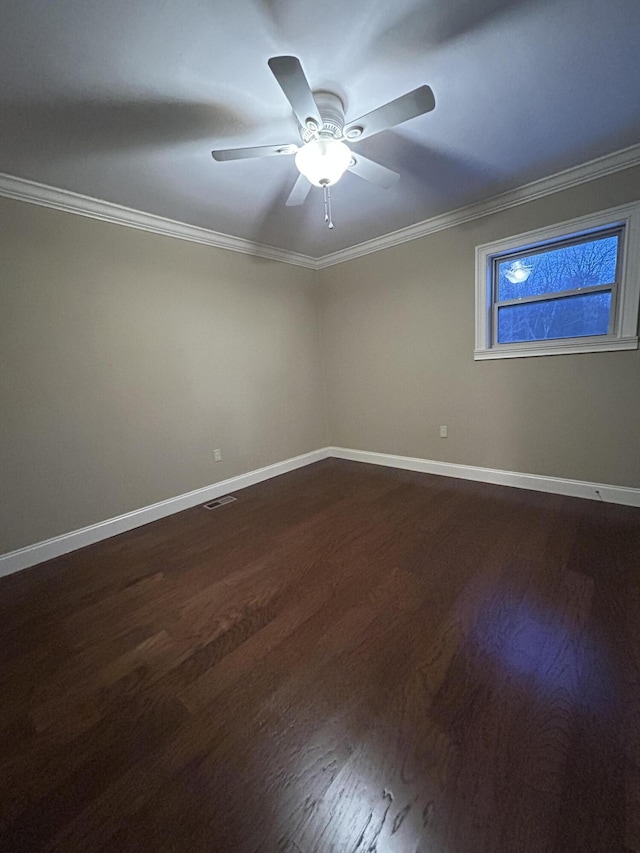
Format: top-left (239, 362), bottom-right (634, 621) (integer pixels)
top-left (475, 200), bottom-right (640, 360)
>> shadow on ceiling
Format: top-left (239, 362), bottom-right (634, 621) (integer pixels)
top-left (367, 0), bottom-right (552, 54)
top-left (0, 98), bottom-right (267, 161)
top-left (246, 172), bottom-right (314, 258)
top-left (257, 0), bottom-right (550, 65)
top-left (354, 130), bottom-right (500, 203)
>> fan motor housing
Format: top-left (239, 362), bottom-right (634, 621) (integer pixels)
top-left (302, 91), bottom-right (345, 141)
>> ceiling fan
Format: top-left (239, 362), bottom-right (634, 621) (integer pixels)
top-left (211, 56), bottom-right (436, 228)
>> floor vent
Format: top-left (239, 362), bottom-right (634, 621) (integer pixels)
top-left (203, 495), bottom-right (237, 510)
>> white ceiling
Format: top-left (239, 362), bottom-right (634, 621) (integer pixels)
top-left (1, 0), bottom-right (640, 259)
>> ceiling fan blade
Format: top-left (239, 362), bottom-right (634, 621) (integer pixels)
top-left (211, 143), bottom-right (297, 161)
top-left (267, 56), bottom-right (323, 132)
top-left (348, 154), bottom-right (400, 189)
top-left (285, 173), bottom-right (312, 206)
top-left (344, 85), bottom-right (435, 141)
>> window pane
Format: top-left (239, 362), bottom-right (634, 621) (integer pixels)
top-left (497, 234), bottom-right (619, 302)
top-left (497, 291), bottom-right (612, 343)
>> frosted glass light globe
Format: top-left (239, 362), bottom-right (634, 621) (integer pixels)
top-left (295, 138), bottom-right (352, 186)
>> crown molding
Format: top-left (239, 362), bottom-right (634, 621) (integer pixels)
top-left (315, 143), bottom-right (640, 268)
top-left (0, 172), bottom-right (318, 270)
top-left (2, 143), bottom-right (639, 271)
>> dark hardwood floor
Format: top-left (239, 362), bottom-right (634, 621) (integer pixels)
top-left (1, 458), bottom-right (639, 852)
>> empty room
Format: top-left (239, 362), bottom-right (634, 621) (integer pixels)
top-left (1, 0), bottom-right (640, 850)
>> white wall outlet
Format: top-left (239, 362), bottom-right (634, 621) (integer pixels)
top-left (213, 448), bottom-right (222, 462)
top-left (439, 425), bottom-right (448, 438)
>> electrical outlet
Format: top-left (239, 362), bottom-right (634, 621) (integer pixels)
top-left (439, 425), bottom-right (448, 438)
top-left (213, 448), bottom-right (222, 462)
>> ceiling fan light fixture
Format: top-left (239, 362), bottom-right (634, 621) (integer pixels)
top-left (294, 138), bottom-right (352, 187)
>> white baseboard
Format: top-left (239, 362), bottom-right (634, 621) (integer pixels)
top-left (0, 448), bottom-right (330, 579)
top-left (2, 445), bottom-right (638, 579)
top-left (329, 447), bottom-right (640, 508)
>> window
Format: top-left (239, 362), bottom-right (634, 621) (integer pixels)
top-left (475, 201), bottom-right (640, 359)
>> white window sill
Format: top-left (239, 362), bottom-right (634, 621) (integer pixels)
top-left (474, 336), bottom-right (639, 360)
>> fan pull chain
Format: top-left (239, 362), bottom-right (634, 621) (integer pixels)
top-left (322, 184), bottom-right (334, 229)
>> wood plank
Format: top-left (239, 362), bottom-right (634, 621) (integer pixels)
top-left (0, 458), bottom-right (638, 851)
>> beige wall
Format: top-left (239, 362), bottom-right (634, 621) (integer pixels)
top-left (0, 197), bottom-right (326, 553)
top-left (2, 167), bottom-right (640, 555)
top-left (319, 166), bottom-right (640, 488)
